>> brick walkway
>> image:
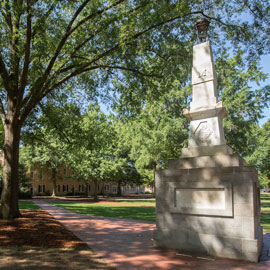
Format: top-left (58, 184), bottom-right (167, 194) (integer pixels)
top-left (34, 200), bottom-right (270, 270)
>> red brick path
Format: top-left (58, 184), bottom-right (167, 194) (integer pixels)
top-left (34, 200), bottom-right (270, 270)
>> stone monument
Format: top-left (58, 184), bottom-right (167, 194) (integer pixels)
top-left (154, 18), bottom-right (263, 262)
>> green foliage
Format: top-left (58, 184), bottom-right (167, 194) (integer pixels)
top-left (18, 163), bottom-right (32, 199)
top-left (22, 102), bottom-right (143, 190)
top-left (216, 50), bottom-right (270, 156)
top-left (1, 0), bottom-right (270, 216)
top-left (62, 104), bottom-right (120, 183)
top-left (117, 87), bottom-right (189, 179)
top-left (1, 1), bottom-right (269, 125)
top-left (247, 120), bottom-right (270, 187)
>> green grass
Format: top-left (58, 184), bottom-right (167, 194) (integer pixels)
top-left (103, 198), bottom-right (155, 206)
top-left (261, 193), bottom-right (270, 231)
top-left (261, 193), bottom-right (270, 212)
top-left (47, 200), bottom-right (155, 222)
top-left (261, 213), bottom-right (270, 232)
top-left (19, 200), bottom-right (41, 209)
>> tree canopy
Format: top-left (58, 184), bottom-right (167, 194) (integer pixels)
top-left (1, 0), bottom-right (270, 219)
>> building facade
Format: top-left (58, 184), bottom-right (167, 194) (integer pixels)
top-left (26, 164), bottom-right (149, 196)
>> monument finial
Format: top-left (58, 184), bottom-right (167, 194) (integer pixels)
top-left (195, 17), bottom-right (210, 43)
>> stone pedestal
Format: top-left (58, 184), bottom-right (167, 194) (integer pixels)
top-left (154, 148), bottom-right (263, 262)
top-left (154, 40), bottom-right (263, 262)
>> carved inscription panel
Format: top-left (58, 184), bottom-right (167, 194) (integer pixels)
top-left (175, 188), bottom-right (225, 210)
top-left (193, 121), bottom-right (213, 145)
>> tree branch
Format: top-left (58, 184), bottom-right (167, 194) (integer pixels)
top-left (0, 97), bottom-right (7, 123)
top-left (42, 0), bottom-right (124, 83)
top-left (4, 0), bottom-right (13, 35)
top-left (21, 8), bottom-right (238, 124)
top-left (0, 54), bottom-right (11, 94)
top-left (18, 0), bottom-right (32, 104)
top-left (10, 0), bottom-right (23, 92)
top-left (91, 65), bottom-right (162, 78)
top-left (39, 103), bottom-right (72, 145)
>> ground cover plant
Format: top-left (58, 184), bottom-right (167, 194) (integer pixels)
top-left (0, 200), bottom-right (115, 270)
top-left (47, 200), bottom-right (156, 222)
top-left (261, 193), bottom-right (270, 232)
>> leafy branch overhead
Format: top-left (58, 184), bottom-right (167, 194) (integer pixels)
top-left (0, 0), bottom-right (269, 126)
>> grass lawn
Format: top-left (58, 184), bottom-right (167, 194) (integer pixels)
top-left (19, 200), bottom-right (41, 209)
top-left (260, 193), bottom-right (270, 232)
top-left (103, 198), bottom-right (155, 206)
top-left (47, 200), bottom-right (156, 222)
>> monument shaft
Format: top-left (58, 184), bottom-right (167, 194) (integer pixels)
top-left (154, 40), bottom-right (263, 262)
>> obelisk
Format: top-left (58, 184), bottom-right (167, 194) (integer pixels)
top-left (154, 18), bottom-right (263, 262)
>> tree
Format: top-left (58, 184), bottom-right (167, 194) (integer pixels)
top-left (21, 113), bottom-right (66, 197)
top-left (247, 120), bottom-right (270, 188)
top-left (117, 87), bottom-right (189, 187)
top-left (216, 50), bottom-right (270, 156)
top-left (62, 104), bottom-right (126, 201)
top-left (0, 1), bottom-right (269, 218)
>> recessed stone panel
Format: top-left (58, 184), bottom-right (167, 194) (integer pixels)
top-left (169, 182), bottom-right (233, 217)
top-left (175, 188), bottom-right (225, 210)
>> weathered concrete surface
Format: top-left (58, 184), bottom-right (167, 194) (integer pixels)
top-left (154, 158), bottom-right (263, 262)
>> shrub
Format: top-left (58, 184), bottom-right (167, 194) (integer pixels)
top-left (19, 188), bottom-right (32, 199)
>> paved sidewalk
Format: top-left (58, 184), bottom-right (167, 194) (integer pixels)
top-left (34, 200), bottom-right (270, 270)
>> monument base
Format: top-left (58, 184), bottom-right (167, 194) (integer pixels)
top-left (154, 148), bottom-right (263, 262)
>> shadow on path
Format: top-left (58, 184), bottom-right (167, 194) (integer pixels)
top-left (34, 200), bottom-right (270, 270)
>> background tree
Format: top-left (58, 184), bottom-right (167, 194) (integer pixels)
top-left (117, 87), bottom-right (189, 187)
top-left (247, 120), bottom-right (270, 188)
top-left (21, 111), bottom-right (67, 197)
top-left (216, 51), bottom-right (270, 156)
top-left (62, 104), bottom-right (128, 201)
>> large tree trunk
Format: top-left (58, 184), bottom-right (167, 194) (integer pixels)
top-left (51, 168), bottom-right (57, 198)
top-left (0, 122), bottom-right (21, 219)
top-left (93, 179), bottom-right (98, 202)
top-left (85, 181), bottom-right (89, 197)
top-left (117, 181), bottom-right (122, 196)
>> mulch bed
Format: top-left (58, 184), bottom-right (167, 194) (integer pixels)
top-left (0, 209), bottom-right (117, 270)
top-left (0, 209), bottom-right (88, 249)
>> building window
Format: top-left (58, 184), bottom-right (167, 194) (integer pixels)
top-left (79, 185), bottom-right (84, 192)
top-left (38, 185), bottom-right (45, 193)
top-left (30, 171), bottom-right (34, 179)
top-left (57, 185), bottom-right (60, 193)
top-left (63, 168), bottom-right (67, 176)
top-left (112, 186), bottom-right (117, 193)
top-left (63, 185), bottom-right (69, 192)
top-left (39, 171), bottom-right (43, 180)
top-left (105, 185), bottom-right (110, 191)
